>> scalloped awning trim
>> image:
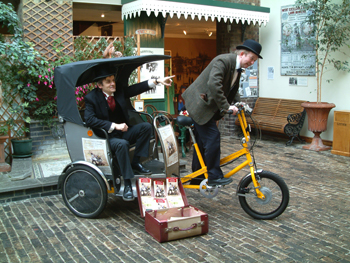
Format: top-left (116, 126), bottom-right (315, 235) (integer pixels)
top-left (122, 0), bottom-right (270, 26)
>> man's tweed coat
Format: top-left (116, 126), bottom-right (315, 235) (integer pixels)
top-left (182, 53), bottom-right (241, 125)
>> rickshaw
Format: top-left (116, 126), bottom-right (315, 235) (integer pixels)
top-left (55, 55), bottom-right (289, 220)
top-left (55, 55), bottom-right (171, 218)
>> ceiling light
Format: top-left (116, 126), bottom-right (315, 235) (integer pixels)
top-left (183, 30), bottom-right (187, 35)
top-left (101, 13), bottom-right (105, 18)
top-left (208, 32), bottom-right (213, 37)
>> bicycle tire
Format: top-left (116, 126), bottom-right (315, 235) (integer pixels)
top-left (238, 171), bottom-right (289, 220)
top-left (61, 165), bottom-right (108, 218)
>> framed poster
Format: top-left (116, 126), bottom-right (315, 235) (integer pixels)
top-left (133, 100), bottom-right (144, 112)
top-left (82, 138), bottom-right (109, 167)
top-left (139, 48), bottom-right (165, 99)
top-left (281, 5), bottom-right (316, 76)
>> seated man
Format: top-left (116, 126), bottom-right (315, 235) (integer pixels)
top-left (84, 66), bottom-right (174, 201)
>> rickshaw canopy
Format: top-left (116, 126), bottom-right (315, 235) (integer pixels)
top-left (54, 55), bottom-right (170, 125)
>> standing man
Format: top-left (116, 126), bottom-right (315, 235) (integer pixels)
top-left (182, 39), bottom-right (263, 186)
top-left (84, 66), bottom-right (174, 201)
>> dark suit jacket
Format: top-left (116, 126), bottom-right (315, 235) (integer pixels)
top-left (182, 53), bottom-right (241, 125)
top-left (84, 80), bottom-right (150, 137)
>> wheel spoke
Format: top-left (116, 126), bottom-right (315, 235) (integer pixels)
top-left (68, 193), bottom-right (79, 203)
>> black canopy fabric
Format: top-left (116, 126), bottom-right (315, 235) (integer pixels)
top-left (54, 55), bottom-right (170, 125)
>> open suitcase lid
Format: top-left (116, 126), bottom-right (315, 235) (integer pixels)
top-left (136, 177), bottom-right (189, 217)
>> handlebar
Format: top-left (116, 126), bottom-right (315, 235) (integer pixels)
top-left (234, 102), bottom-right (253, 113)
top-left (221, 102), bottom-right (252, 115)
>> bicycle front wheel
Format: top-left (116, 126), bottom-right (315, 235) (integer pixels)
top-left (238, 171), bottom-right (289, 220)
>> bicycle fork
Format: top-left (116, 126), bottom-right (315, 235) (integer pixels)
top-left (236, 110), bottom-right (265, 200)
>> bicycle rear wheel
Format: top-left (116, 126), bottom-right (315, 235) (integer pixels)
top-left (238, 171), bottom-right (289, 220)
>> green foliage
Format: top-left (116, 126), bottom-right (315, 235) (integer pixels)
top-left (122, 37), bottom-right (137, 85)
top-left (0, 2), bottom-right (47, 137)
top-left (6, 102), bottom-right (31, 138)
top-left (295, 0), bottom-right (350, 102)
top-left (0, 2), bottom-right (22, 38)
top-left (0, 125), bottom-right (8, 136)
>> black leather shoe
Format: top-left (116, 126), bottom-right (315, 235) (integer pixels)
top-left (132, 163), bottom-right (152, 175)
top-left (208, 177), bottom-right (233, 186)
top-left (123, 185), bottom-right (135, 201)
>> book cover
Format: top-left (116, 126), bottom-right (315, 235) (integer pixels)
top-left (154, 180), bottom-right (166, 198)
top-left (155, 198), bottom-right (168, 209)
top-left (166, 177), bottom-right (180, 196)
top-left (139, 178), bottom-right (152, 197)
top-left (141, 197), bottom-right (158, 214)
top-left (167, 196), bottom-right (185, 208)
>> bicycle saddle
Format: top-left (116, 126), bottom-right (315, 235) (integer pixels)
top-left (176, 115), bottom-right (193, 127)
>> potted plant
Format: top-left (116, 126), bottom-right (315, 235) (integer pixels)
top-left (295, 0), bottom-right (350, 151)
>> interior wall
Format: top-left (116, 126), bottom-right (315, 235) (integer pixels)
top-left (164, 38), bottom-right (216, 94)
top-left (259, 0), bottom-right (350, 141)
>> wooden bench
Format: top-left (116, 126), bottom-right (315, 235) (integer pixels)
top-left (235, 97), bottom-right (307, 145)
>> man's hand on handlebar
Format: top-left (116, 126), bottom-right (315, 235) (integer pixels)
top-left (228, 105), bottom-right (239, 115)
top-left (234, 102), bottom-right (253, 113)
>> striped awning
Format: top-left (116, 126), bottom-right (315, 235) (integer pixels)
top-left (122, 0), bottom-right (270, 26)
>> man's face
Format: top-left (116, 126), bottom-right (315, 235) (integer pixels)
top-left (97, 75), bottom-right (115, 96)
top-left (239, 51), bottom-right (258, 69)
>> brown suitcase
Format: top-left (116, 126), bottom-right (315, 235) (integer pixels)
top-left (145, 205), bottom-right (209, 242)
top-left (137, 177), bottom-right (208, 242)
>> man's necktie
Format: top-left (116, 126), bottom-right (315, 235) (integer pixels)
top-left (107, 96), bottom-right (116, 112)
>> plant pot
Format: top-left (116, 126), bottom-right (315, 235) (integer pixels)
top-left (11, 138), bottom-right (33, 158)
top-left (0, 135), bottom-right (11, 172)
top-left (301, 102), bottom-right (335, 151)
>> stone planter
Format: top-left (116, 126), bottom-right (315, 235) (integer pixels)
top-left (301, 102), bottom-right (335, 151)
top-left (0, 135), bottom-right (11, 172)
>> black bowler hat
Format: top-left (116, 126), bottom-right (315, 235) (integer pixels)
top-left (92, 66), bottom-right (116, 82)
top-left (236, 39), bottom-right (263, 59)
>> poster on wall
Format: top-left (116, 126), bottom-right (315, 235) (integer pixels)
top-left (281, 5), bottom-right (316, 76)
top-left (239, 60), bottom-right (258, 98)
top-left (139, 48), bottom-right (165, 100)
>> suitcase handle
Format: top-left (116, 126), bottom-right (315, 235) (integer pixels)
top-left (173, 223), bottom-right (197, 231)
top-left (166, 221), bottom-right (204, 232)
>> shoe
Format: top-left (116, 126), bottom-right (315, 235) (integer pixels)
top-left (207, 177), bottom-right (233, 186)
top-left (123, 185), bottom-right (135, 201)
top-left (132, 163), bottom-right (152, 175)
